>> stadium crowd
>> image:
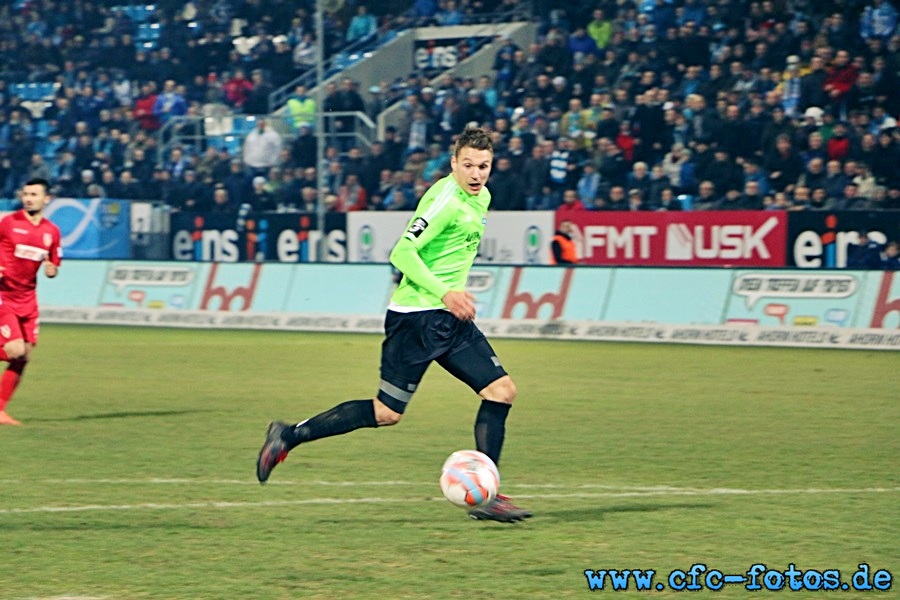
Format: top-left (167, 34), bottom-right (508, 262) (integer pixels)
top-left (0, 0), bottom-right (898, 219)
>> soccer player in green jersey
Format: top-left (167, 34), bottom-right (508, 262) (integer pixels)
top-left (256, 127), bottom-right (531, 522)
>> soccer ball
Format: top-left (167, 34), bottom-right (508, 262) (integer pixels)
top-left (439, 450), bottom-right (500, 509)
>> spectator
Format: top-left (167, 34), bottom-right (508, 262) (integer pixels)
top-left (287, 85), bottom-right (316, 131)
top-left (880, 240), bottom-right (900, 270)
top-left (838, 181), bottom-right (868, 209)
top-left (382, 171), bottom-right (415, 210)
top-left (72, 169), bottom-right (97, 198)
top-left (823, 49), bottom-right (858, 116)
top-left (706, 149), bottom-right (743, 197)
top-left (132, 82), bottom-right (161, 133)
top-left (346, 6), bottom-right (377, 44)
top-left (222, 159), bottom-right (250, 207)
top-left (519, 143), bottom-right (548, 210)
top-left (661, 143), bottom-right (693, 193)
top-left (658, 187), bottom-right (684, 211)
top-left (567, 26), bottom-right (599, 60)
top-left (799, 56), bottom-right (829, 113)
top-left (557, 189), bottom-right (586, 214)
top-left (847, 230), bottom-right (883, 268)
top-left (587, 9), bottom-right (614, 51)
top-left (169, 169), bottom-right (208, 211)
top-left (410, 0), bottom-right (439, 23)
top-left (152, 80), bottom-right (188, 126)
top-left (402, 148), bottom-right (428, 182)
top-left (871, 129), bottom-right (900, 187)
top-left (489, 156), bottom-right (526, 210)
top-left (764, 134), bottom-right (805, 192)
top-left (210, 185), bottom-right (236, 213)
top-left (550, 220), bottom-right (579, 264)
top-left (114, 170), bottom-right (144, 200)
top-left (548, 137), bottom-right (579, 200)
top-left (692, 180), bottom-right (720, 211)
top-left (435, 0), bottom-right (463, 26)
top-left (337, 174), bottom-right (368, 212)
top-left (787, 185), bottom-right (813, 210)
top-left (461, 89), bottom-right (493, 127)
top-left (739, 180), bottom-right (766, 210)
top-left (626, 161), bottom-right (653, 202)
top-left (289, 124), bottom-right (317, 169)
top-left (223, 68), bottom-right (254, 111)
top-left (597, 137), bottom-right (629, 188)
top-left (26, 154), bottom-right (51, 182)
top-left (243, 70), bottom-right (273, 116)
top-left (492, 33), bottom-right (520, 96)
top-left (406, 109), bottom-right (434, 156)
top-left (248, 175), bottom-right (277, 212)
top-left (242, 118), bottom-right (283, 178)
top-left (292, 32), bottom-right (317, 74)
top-left (576, 162), bottom-right (601, 209)
top-left (798, 157), bottom-right (827, 191)
top-left (300, 186), bottom-right (319, 212)
top-left (627, 188), bottom-right (646, 211)
top-left (603, 185), bottom-right (629, 211)
top-left (331, 78), bottom-right (367, 150)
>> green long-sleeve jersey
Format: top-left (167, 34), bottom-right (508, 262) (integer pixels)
top-left (388, 174), bottom-right (490, 310)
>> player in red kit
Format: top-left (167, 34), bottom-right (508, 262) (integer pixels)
top-left (0, 178), bottom-right (61, 425)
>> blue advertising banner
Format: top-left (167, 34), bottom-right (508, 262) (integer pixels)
top-left (45, 198), bottom-right (131, 259)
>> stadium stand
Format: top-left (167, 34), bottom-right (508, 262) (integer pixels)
top-left (0, 0), bottom-right (896, 217)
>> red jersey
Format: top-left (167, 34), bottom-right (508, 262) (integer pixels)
top-left (0, 210), bottom-right (62, 315)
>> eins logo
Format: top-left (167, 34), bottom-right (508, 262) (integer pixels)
top-left (793, 215), bottom-right (887, 268)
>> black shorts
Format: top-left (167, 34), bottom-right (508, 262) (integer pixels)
top-left (377, 309), bottom-right (508, 414)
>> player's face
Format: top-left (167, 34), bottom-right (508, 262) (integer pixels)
top-left (451, 146), bottom-right (492, 196)
top-left (20, 184), bottom-right (51, 215)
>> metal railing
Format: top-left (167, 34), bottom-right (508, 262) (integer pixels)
top-left (156, 110), bottom-right (377, 165)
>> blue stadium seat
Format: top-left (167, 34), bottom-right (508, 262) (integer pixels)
top-left (127, 4), bottom-right (156, 23)
top-left (34, 119), bottom-right (53, 139)
top-left (112, 4), bottom-right (156, 24)
top-left (136, 22), bottom-right (160, 41)
top-left (207, 135), bottom-right (243, 157)
top-left (231, 116), bottom-right (257, 134)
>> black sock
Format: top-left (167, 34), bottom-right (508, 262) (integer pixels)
top-left (474, 399), bottom-right (511, 466)
top-left (283, 399), bottom-right (378, 449)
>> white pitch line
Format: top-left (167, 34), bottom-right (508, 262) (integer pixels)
top-left (0, 486), bottom-right (897, 515)
top-left (0, 478), bottom-right (422, 487)
top-left (25, 597), bottom-right (108, 600)
top-left (0, 479), bottom-right (898, 494)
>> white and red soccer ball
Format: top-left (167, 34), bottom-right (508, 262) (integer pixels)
top-left (439, 450), bottom-right (500, 509)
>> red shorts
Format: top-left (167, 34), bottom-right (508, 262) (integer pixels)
top-left (0, 310), bottom-right (39, 346)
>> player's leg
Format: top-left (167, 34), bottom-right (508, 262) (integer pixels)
top-left (439, 332), bottom-right (532, 522)
top-left (0, 314), bottom-right (29, 426)
top-left (256, 311), bottom-right (432, 483)
top-left (256, 396), bottom-right (385, 482)
top-left (474, 375), bottom-right (516, 465)
top-left (437, 331), bottom-right (514, 466)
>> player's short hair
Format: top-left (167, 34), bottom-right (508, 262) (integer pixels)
top-left (454, 127), bottom-right (493, 157)
top-left (24, 177), bottom-right (51, 193)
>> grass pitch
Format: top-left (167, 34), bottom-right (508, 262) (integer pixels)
top-left (0, 325), bottom-right (897, 599)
